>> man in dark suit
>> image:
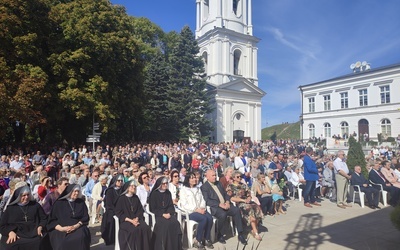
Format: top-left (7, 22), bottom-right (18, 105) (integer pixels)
top-left (369, 160), bottom-right (400, 206)
top-left (183, 149), bottom-right (192, 170)
top-left (201, 169), bottom-right (247, 245)
top-left (351, 165), bottom-right (380, 209)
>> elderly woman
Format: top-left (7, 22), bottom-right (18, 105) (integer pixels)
top-left (252, 173), bottom-right (273, 215)
top-left (149, 177), bottom-right (183, 250)
top-left (265, 169), bottom-right (285, 215)
top-left (92, 174), bottom-right (108, 223)
top-left (180, 172), bottom-right (214, 249)
top-left (0, 186), bottom-right (47, 250)
top-left (47, 184), bottom-right (91, 250)
top-left (101, 174), bottom-right (124, 245)
top-left (381, 160), bottom-right (400, 188)
top-left (115, 180), bottom-right (152, 250)
top-left (227, 171), bottom-right (263, 241)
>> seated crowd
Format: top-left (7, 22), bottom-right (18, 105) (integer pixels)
top-left (0, 141), bottom-right (399, 249)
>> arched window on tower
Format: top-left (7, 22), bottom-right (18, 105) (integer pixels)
top-left (203, 0), bottom-right (209, 20)
top-left (233, 50), bottom-right (241, 75)
top-left (202, 51), bottom-right (208, 74)
top-left (381, 119), bottom-right (391, 138)
top-left (233, 0), bottom-right (241, 16)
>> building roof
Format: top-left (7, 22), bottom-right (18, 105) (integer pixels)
top-left (299, 62), bottom-right (400, 90)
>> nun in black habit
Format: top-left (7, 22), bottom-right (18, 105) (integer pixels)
top-left (114, 179), bottom-right (152, 250)
top-left (149, 177), bottom-right (182, 250)
top-left (101, 174), bottom-right (124, 245)
top-left (0, 186), bottom-right (47, 250)
top-left (47, 184), bottom-right (90, 250)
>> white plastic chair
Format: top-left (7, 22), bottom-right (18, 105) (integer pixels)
top-left (369, 180), bottom-right (388, 206)
top-left (292, 184), bottom-right (303, 202)
top-left (113, 215), bottom-right (120, 250)
top-left (177, 201), bottom-right (199, 248)
top-left (206, 205), bottom-right (236, 240)
top-left (352, 185), bottom-right (365, 208)
top-left (144, 205), bottom-right (156, 231)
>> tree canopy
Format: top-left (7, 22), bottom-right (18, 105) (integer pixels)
top-left (0, 0), bottom-right (213, 145)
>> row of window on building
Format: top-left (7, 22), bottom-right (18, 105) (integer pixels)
top-left (308, 119), bottom-right (392, 139)
top-left (308, 85), bottom-right (390, 112)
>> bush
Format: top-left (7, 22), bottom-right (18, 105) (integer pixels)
top-left (391, 205), bottom-right (400, 231)
top-left (347, 136), bottom-right (367, 177)
top-left (386, 137), bottom-right (395, 142)
top-left (368, 140), bottom-right (378, 147)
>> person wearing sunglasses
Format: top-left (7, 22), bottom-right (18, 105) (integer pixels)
top-left (228, 171), bottom-right (263, 241)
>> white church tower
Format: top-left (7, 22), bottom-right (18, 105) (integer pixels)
top-left (196, 0), bottom-right (265, 142)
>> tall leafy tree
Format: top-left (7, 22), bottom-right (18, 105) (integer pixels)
top-left (47, 0), bottom-right (144, 142)
top-left (167, 26), bottom-right (213, 141)
top-left (0, 0), bottom-right (52, 142)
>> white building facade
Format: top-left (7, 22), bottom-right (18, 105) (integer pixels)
top-left (299, 63), bottom-right (400, 142)
top-left (195, 0), bottom-right (265, 142)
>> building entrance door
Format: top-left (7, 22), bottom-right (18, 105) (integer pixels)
top-left (233, 130), bottom-right (244, 142)
top-left (358, 119), bottom-right (369, 141)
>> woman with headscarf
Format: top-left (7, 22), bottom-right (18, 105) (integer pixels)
top-left (148, 177), bottom-right (182, 250)
top-left (114, 180), bottom-right (152, 250)
top-left (0, 186), bottom-right (47, 249)
top-left (101, 174), bottom-right (124, 245)
top-left (47, 184), bottom-right (90, 250)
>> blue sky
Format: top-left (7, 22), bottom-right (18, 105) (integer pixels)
top-left (111, 0), bottom-right (400, 128)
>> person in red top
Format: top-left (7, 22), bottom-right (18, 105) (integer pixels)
top-left (37, 176), bottom-right (51, 201)
top-left (192, 154), bottom-right (201, 170)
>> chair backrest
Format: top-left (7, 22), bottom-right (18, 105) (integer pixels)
top-left (113, 215), bottom-right (120, 250)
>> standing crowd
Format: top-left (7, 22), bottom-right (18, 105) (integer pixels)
top-left (0, 140), bottom-right (399, 249)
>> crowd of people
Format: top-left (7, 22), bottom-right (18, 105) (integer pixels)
top-left (0, 140), bottom-right (399, 249)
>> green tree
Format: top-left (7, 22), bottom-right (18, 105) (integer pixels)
top-left (141, 53), bottom-right (175, 141)
top-left (47, 0), bottom-right (144, 142)
top-left (270, 131), bottom-right (277, 142)
top-left (347, 136), bottom-right (368, 177)
top-left (167, 26), bottom-right (213, 141)
top-left (0, 0), bottom-right (52, 143)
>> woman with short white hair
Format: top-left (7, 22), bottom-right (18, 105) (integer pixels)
top-left (92, 174), bottom-right (108, 223)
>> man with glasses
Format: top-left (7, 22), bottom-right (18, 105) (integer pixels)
top-left (41, 177), bottom-right (69, 214)
top-left (333, 150), bottom-right (352, 209)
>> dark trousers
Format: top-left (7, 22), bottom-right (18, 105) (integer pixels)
top-left (303, 180), bottom-right (316, 204)
top-left (189, 211), bottom-right (213, 241)
top-left (360, 186), bottom-right (380, 207)
top-left (213, 205), bottom-right (243, 237)
top-left (258, 196), bottom-right (273, 214)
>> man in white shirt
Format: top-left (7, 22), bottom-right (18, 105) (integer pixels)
top-left (333, 150), bottom-right (351, 208)
top-left (9, 155), bottom-right (24, 173)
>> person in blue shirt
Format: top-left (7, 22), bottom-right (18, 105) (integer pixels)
top-left (303, 147), bottom-right (321, 208)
